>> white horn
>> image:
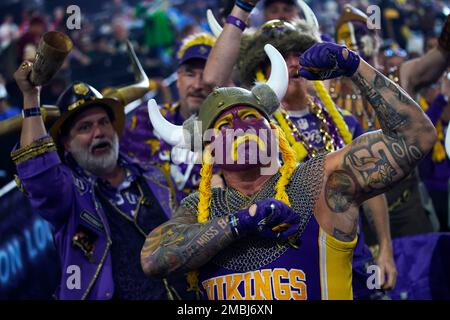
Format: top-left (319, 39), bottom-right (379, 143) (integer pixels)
top-left (147, 99), bottom-right (185, 146)
top-left (445, 121), bottom-right (450, 160)
top-left (264, 44), bottom-right (288, 101)
top-left (297, 0), bottom-right (319, 30)
top-left (207, 9), bottom-right (223, 38)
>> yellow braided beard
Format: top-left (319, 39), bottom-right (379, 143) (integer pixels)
top-left (231, 134), bottom-right (267, 161)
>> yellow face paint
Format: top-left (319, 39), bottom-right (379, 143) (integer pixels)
top-left (231, 134), bottom-right (267, 161)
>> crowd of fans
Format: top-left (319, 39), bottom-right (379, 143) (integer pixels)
top-left (0, 0), bottom-right (449, 187)
top-left (0, 0), bottom-right (448, 107)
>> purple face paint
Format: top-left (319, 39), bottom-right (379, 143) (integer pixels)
top-left (210, 105), bottom-right (276, 172)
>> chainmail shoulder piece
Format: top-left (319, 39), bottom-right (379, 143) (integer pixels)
top-left (180, 154), bottom-right (326, 272)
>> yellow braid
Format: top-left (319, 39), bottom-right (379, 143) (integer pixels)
top-left (197, 146), bottom-right (214, 223)
top-left (273, 111), bottom-right (309, 162)
top-left (272, 124), bottom-right (297, 206)
top-left (313, 81), bottom-right (353, 144)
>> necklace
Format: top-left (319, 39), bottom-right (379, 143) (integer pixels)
top-left (275, 95), bottom-right (340, 160)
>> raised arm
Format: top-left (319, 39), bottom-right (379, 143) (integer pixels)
top-left (400, 15), bottom-right (450, 96)
top-left (203, 4), bottom-right (250, 87)
top-left (400, 47), bottom-right (449, 96)
top-left (11, 61), bottom-right (74, 227)
top-left (332, 59), bottom-right (436, 202)
top-left (14, 61), bottom-right (46, 145)
top-left (299, 42), bottom-right (436, 240)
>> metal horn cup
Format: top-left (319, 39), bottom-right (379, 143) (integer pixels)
top-left (29, 31), bottom-right (73, 86)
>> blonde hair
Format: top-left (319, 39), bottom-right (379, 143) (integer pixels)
top-left (273, 123), bottom-right (297, 206)
top-left (313, 81), bottom-right (353, 144)
top-left (197, 146), bottom-right (214, 223)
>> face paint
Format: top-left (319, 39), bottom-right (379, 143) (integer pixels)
top-left (210, 105), bottom-right (276, 172)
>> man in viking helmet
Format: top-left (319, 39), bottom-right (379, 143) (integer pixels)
top-left (10, 55), bottom-right (194, 299)
top-left (205, 2), bottom-right (396, 295)
top-left (141, 41), bottom-right (436, 299)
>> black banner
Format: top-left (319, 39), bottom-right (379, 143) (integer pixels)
top-left (0, 187), bottom-right (60, 299)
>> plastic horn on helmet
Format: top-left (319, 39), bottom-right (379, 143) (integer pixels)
top-left (147, 44), bottom-right (288, 148)
top-left (102, 40), bottom-right (150, 106)
top-left (0, 105), bottom-right (60, 136)
top-left (207, 9), bottom-right (223, 38)
top-left (147, 99), bottom-right (187, 147)
top-left (264, 44), bottom-right (288, 101)
top-left (446, 123), bottom-right (450, 160)
top-left (29, 31), bottom-right (73, 86)
top-left (296, 0), bottom-right (319, 30)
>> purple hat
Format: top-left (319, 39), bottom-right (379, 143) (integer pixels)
top-left (177, 33), bottom-right (216, 66)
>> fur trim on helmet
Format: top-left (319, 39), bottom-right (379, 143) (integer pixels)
top-left (239, 19), bottom-right (319, 88)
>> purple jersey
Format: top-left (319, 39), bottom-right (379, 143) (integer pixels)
top-left (199, 216), bottom-right (356, 300)
top-left (181, 157), bottom-right (357, 300)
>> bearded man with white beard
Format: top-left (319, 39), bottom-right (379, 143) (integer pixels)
top-left (10, 61), bottom-right (195, 300)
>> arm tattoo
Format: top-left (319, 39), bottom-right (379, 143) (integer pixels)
top-left (325, 170), bottom-right (356, 213)
top-left (141, 207), bottom-right (235, 277)
top-left (333, 218), bottom-right (358, 242)
top-left (351, 70), bottom-right (411, 137)
top-left (324, 63), bottom-right (435, 240)
top-left (329, 64), bottom-right (435, 204)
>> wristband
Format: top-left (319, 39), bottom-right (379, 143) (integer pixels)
top-left (226, 15), bottom-right (247, 31)
top-left (235, 0), bottom-right (256, 12)
top-left (229, 213), bottom-right (240, 238)
top-left (22, 107), bottom-right (41, 118)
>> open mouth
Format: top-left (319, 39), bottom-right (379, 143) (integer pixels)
top-left (91, 141), bottom-right (111, 154)
top-left (290, 70), bottom-right (301, 81)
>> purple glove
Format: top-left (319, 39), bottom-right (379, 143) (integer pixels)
top-left (299, 42), bottom-right (361, 80)
top-left (229, 199), bottom-right (301, 239)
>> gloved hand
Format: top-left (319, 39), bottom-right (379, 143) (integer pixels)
top-left (230, 198), bottom-right (300, 239)
top-left (298, 42), bottom-right (361, 80)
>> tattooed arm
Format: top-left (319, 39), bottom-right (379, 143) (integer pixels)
top-left (203, 5), bottom-right (249, 87)
top-left (399, 47), bottom-right (449, 96)
top-left (315, 58), bottom-right (436, 241)
top-left (141, 197), bottom-right (300, 276)
top-left (141, 206), bottom-right (235, 277)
